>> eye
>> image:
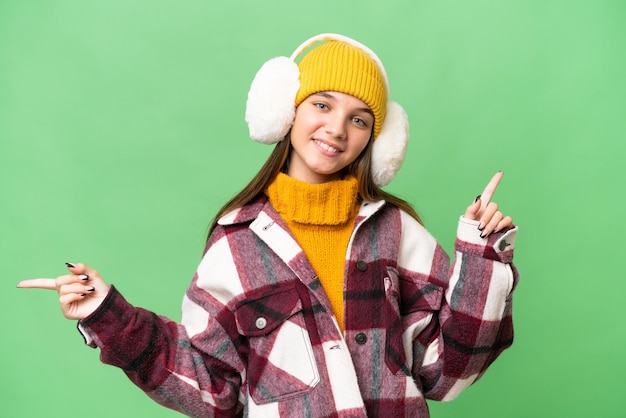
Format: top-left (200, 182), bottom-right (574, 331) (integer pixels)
top-left (352, 115), bottom-right (372, 129)
top-left (314, 102), bottom-right (329, 110)
top-left (352, 117), bottom-right (366, 127)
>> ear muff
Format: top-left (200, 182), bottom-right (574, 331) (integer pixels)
top-left (245, 56), bottom-right (300, 144)
top-left (245, 33), bottom-right (409, 186)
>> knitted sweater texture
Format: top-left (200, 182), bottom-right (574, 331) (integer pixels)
top-left (265, 172), bottom-right (359, 330)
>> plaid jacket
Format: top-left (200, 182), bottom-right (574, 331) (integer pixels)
top-left (80, 196), bottom-right (519, 417)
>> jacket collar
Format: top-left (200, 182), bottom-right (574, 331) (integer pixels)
top-left (217, 195), bottom-right (386, 227)
top-left (217, 195), bottom-right (269, 226)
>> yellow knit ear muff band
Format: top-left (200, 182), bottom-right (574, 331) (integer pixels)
top-left (294, 41), bottom-right (387, 140)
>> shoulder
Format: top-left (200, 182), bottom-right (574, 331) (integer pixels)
top-left (357, 200), bottom-right (436, 245)
top-left (204, 196), bottom-right (271, 252)
top-left (217, 195), bottom-right (269, 226)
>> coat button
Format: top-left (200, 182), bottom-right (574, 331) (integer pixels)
top-left (255, 317), bottom-right (267, 330)
top-left (498, 240), bottom-right (508, 251)
top-left (356, 260), bottom-right (368, 272)
top-left (355, 333), bottom-right (367, 345)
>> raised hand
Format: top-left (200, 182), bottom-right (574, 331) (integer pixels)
top-left (464, 171), bottom-right (513, 238)
top-left (17, 263), bottom-right (110, 320)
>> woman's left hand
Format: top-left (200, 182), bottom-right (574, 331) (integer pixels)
top-left (464, 171), bottom-right (513, 238)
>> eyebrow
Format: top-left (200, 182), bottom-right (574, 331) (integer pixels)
top-left (312, 92), bottom-right (375, 117)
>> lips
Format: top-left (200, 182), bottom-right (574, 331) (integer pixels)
top-left (314, 139), bottom-right (343, 153)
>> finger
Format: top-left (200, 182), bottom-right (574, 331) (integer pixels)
top-left (56, 274), bottom-right (90, 286)
top-left (494, 216), bottom-right (513, 233)
top-left (16, 278), bottom-right (57, 290)
top-left (480, 171), bottom-right (503, 206)
top-left (481, 211), bottom-right (503, 238)
top-left (59, 292), bottom-right (88, 307)
top-left (478, 202), bottom-right (499, 231)
top-left (66, 263), bottom-right (101, 282)
top-left (58, 283), bottom-right (95, 297)
top-left (463, 195), bottom-right (482, 220)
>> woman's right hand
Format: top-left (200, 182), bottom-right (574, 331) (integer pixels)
top-left (17, 263), bottom-right (110, 320)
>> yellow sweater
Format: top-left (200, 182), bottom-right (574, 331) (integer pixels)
top-left (265, 173), bottom-right (360, 331)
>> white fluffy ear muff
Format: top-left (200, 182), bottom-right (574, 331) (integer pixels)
top-left (244, 33), bottom-right (410, 186)
top-left (372, 102), bottom-right (409, 186)
top-left (245, 56), bottom-right (300, 144)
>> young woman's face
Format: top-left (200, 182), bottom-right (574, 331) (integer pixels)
top-left (287, 91), bottom-right (374, 184)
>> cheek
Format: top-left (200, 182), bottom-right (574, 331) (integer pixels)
top-left (290, 114), bottom-right (307, 141)
top-left (292, 106), bottom-right (318, 131)
top-left (354, 131), bottom-right (372, 154)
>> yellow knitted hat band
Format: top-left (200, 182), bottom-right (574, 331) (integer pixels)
top-left (295, 41), bottom-right (388, 139)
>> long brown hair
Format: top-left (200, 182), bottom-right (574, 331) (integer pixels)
top-left (208, 136), bottom-right (422, 236)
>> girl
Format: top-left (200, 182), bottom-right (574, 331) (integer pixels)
top-left (18, 34), bottom-right (519, 417)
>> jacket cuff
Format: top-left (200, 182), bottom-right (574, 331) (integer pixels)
top-left (455, 216), bottom-right (518, 263)
top-left (77, 285), bottom-right (129, 348)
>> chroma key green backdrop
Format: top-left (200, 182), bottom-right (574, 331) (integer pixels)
top-left (1, 1), bottom-right (624, 417)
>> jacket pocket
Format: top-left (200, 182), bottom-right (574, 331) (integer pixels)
top-left (384, 267), bottom-right (443, 375)
top-left (235, 285), bottom-right (320, 404)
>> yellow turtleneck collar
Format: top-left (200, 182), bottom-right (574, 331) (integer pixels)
top-left (265, 172), bottom-right (359, 226)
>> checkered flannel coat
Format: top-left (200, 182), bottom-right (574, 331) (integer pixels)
top-left (80, 196), bottom-right (519, 417)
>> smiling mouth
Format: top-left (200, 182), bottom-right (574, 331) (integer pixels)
top-left (314, 139), bottom-right (342, 153)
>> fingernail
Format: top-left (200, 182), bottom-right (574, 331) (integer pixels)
top-left (65, 262), bottom-right (75, 268)
top-left (86, 286), bottom-right (95, 291)
top-left (480, 232), bottom-right (487, 239)
top-left (80, 293), bottom-right (87, 297)
top-left (474, 195), bottom-right (481, 203)
top-left (478, 222), bottom-right (485, 231)
top-left (79, 274), bottom-right (89, 281)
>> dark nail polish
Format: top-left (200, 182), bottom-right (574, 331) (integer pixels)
top-left (480, 232), bottom-right (487, 239)
top-left (79, 275), bottom-right (89, 281)
top-left (474, 195), bottom-right (481, 203)
top-left (65, 262), bottom-right (75, 268)
top-left (80, 293), bottom-right (87, 297)
top-left (86, 286), bottom-right (95, 291)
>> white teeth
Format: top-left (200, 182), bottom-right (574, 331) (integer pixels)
top-left (315, 140), bottom-right (340, 153)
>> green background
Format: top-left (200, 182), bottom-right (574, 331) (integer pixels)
top-left (1, 1), bottom-right (624, 417)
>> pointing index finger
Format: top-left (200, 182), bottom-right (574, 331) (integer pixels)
top-left (16, 278), bottom-right (57, 290)
top-left (480, 171), bottom-right (503, 205)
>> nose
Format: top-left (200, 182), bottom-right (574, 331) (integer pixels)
top-left (324, 113), bottom-right (347, 140)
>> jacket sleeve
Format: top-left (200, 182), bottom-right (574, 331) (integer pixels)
top-left (78, 240), bottom-right (245, 417)
top-left (399, 213), bottom-right (519, 401)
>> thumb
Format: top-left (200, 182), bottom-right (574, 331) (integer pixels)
top-left (464, 195), bottom-right (482, 220)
